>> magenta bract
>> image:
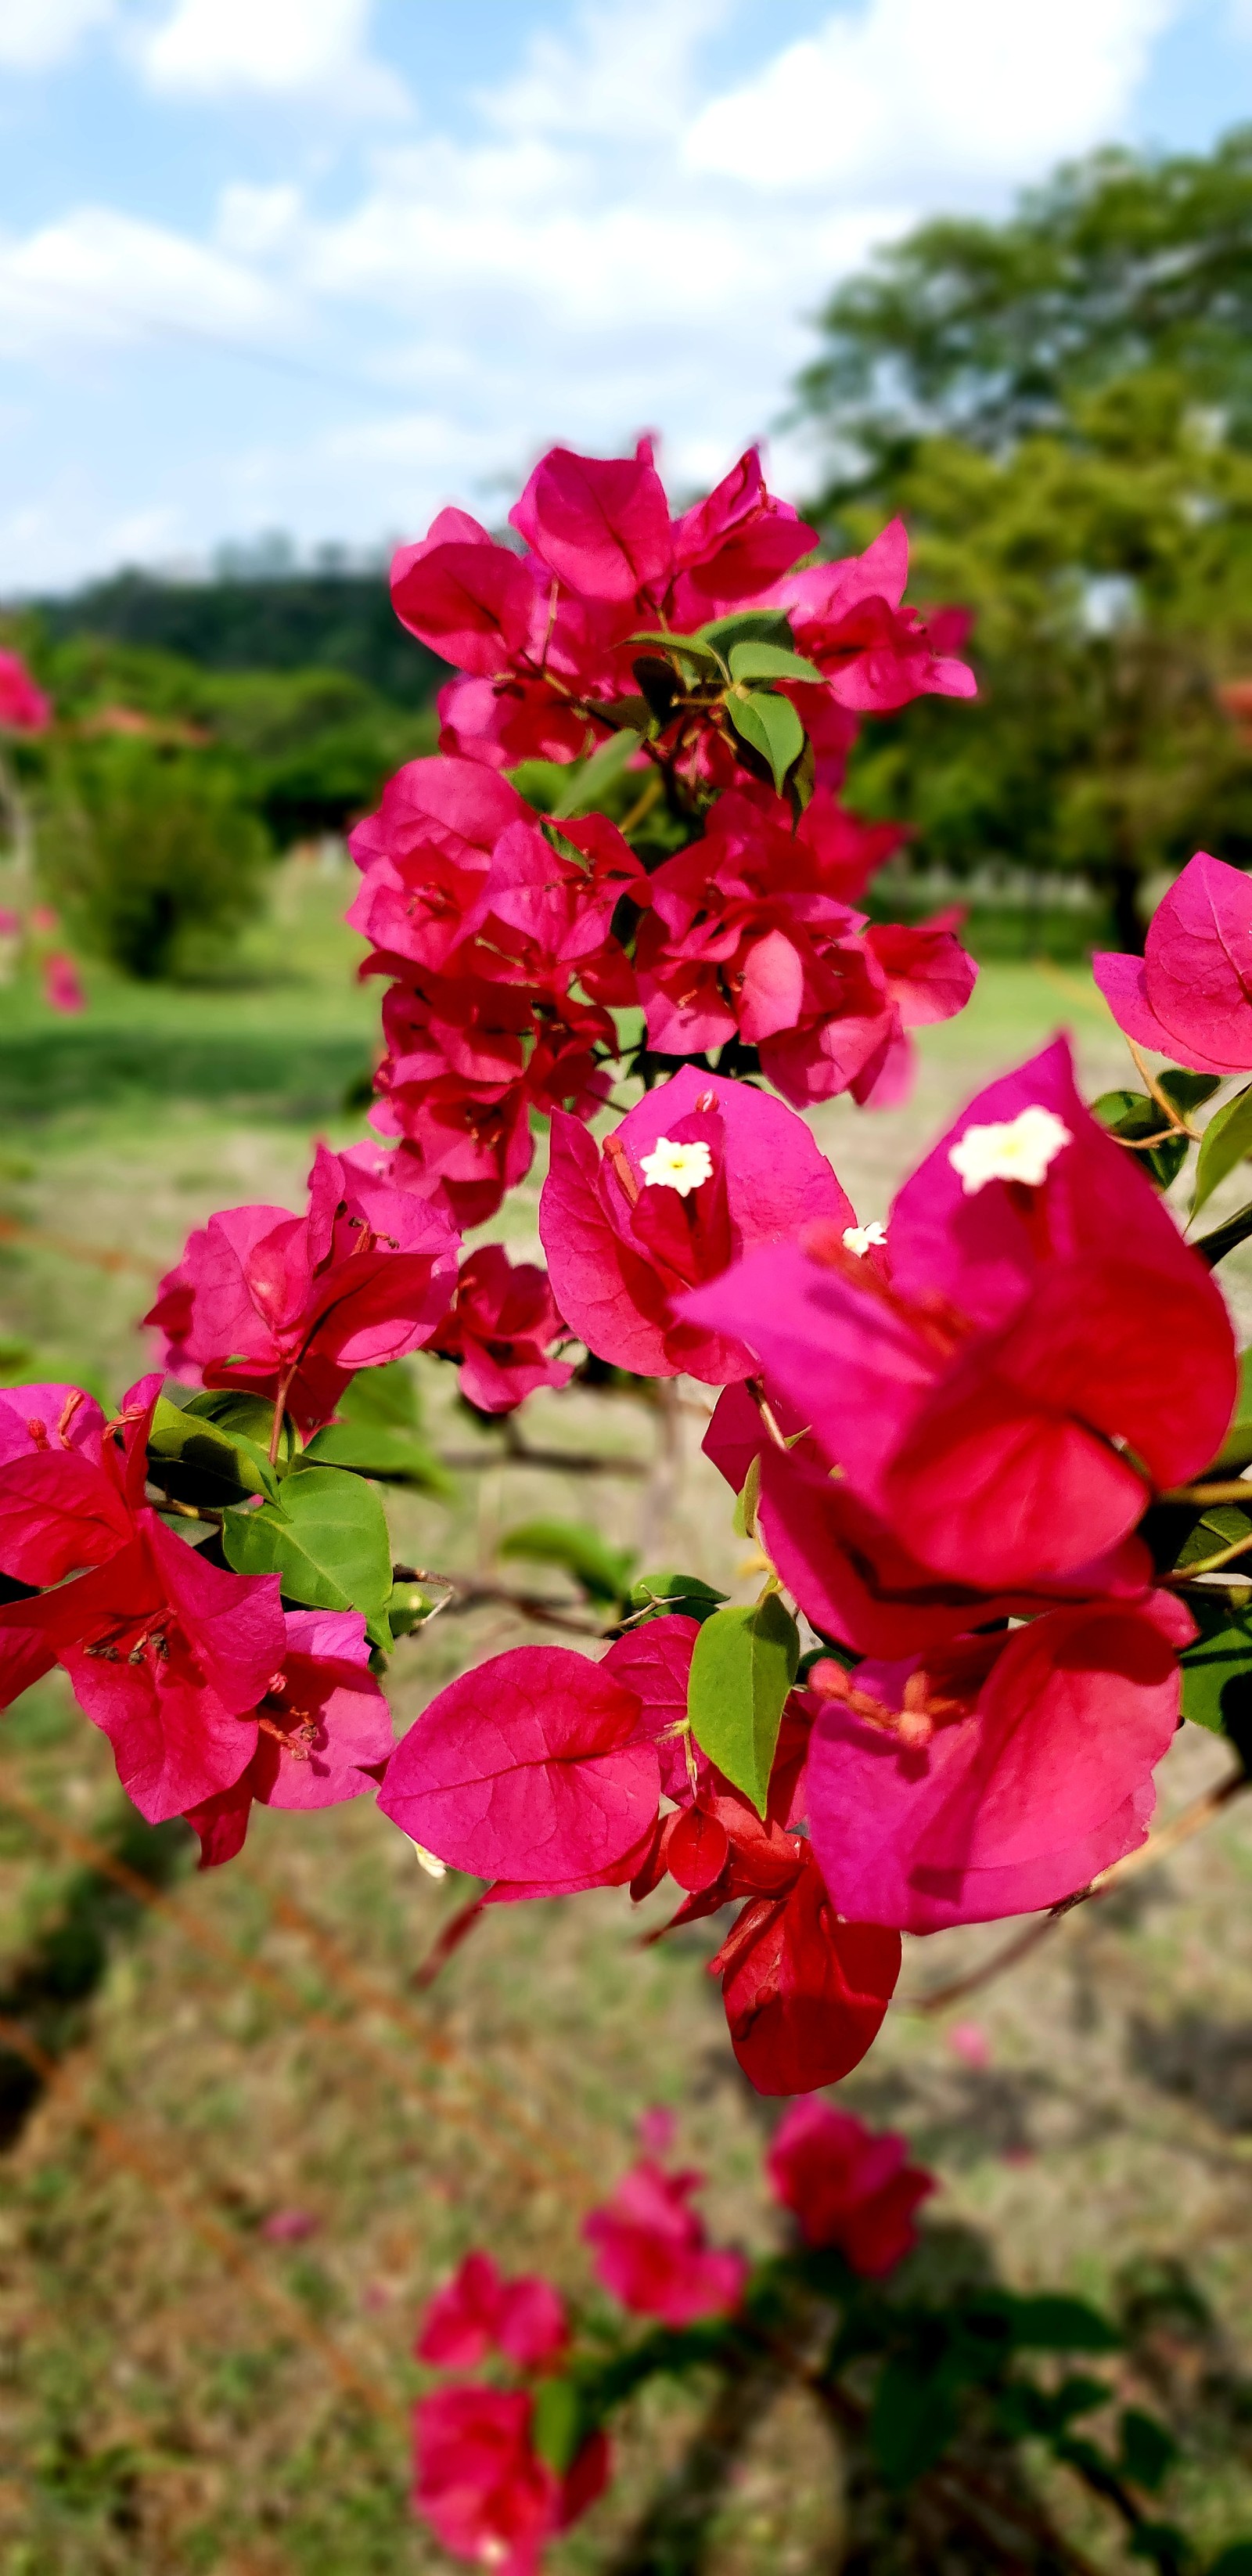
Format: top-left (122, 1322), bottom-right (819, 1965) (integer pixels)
top-left (1093, 850), bottom-right (1252, 1072)
top-left (540, 1064), bottom-right (854, 1382)
top-left (766, 2099), bottom-right (934, 2274)
top-left (378, 1645), bottom-right (661, 1884)
top-left (583, 2158), bottom-right (747, 2326)
top-left (430, 1245), bottom-right (572, 1414)
top-left (418, 2252), bottom-right (568, 2372)
top-left (683, 1038), bottom-right (1236, 1593)
top-left (182, 1608), bottom-right (394, 1867)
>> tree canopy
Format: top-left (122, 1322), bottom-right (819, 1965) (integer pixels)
top-left (796, 129), bottom-right (1252, 943)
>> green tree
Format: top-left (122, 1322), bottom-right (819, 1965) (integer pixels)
top-left (38, 738), bottom-right (272, 982)
top-left (797, 132), bottom-right (1252, 945)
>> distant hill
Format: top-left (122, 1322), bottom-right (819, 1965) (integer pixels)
top-left (33, 564), bottom-right (447, 707)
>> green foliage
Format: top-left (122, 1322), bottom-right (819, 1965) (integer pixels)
top-left (798, 126), bottom-right (1252, 477)
top-left (725, 688), bottom-right (806, 794)
top-left (625, 1572), bottom-right (729, 1626)
top-left (1092, 1089), bottom-right (1190, 1189)
top-left (222, 1465), bottom-right (393, 1623)
top-left (38, 736), bottom-right (272, 981)
top-left (32, 557), bottom-right (447, 705)
top-left (304, 1362), bottom-right (453, 1495)
top-left (1194, 1083), bottom-right (1252, 1216)
top-left (795, 132), bottom-right (1252, 936)
top-left (1179, 1591), bottom-right (1252, 1754)
top-left (147, 1391), bottom-right (282, 1508)
top-left (496, 1519), bottom-right (637, 1608)
top-left (686, 1594), bottom-right (800, 1815)
top-left (1214, 1348), bottom-right (1252, 1471)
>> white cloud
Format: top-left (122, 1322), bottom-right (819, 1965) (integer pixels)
top-left (0, 0), bottom-right (113, 71)
top-left (685, 0), bottom-right (1181, 192)
top-left (140, 0), bottom-right (407, 112)
top-left (484, 0), bottom-right (732, 141)
top-left (0, 207), bottom-right (286, 358)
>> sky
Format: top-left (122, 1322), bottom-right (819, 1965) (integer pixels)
top-left (0, 0), bottom-right (1250, 594)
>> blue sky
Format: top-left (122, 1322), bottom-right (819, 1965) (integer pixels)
top-left (0, 0), bottom-right (1250, 593)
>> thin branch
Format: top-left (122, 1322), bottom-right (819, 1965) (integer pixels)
top-left (1125, 1036), bottom-right (1203, 1137)
top-left (390, 1565), bottom-right (605, 1638)
top-left (1162, 1479), bottom-right (1252, 1505)
top-left (744, 1374), bottom-right (790, 1454)
top-left (910, 1766), bottom-right (1251, 2016)
top-left (438, 1443), bottom-right (647, 1477)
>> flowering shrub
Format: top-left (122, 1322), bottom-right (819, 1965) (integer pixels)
top-left (409, 2106), bottom-right (1223, 2573)
top-left (6, 445), bottom-right (1252, 2558)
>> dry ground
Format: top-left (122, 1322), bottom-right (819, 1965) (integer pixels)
top-left (0, 866), bottom-right (1250, 2571)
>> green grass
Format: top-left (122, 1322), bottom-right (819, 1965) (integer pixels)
top-left (2, 877), bottom-right (1252, 2571)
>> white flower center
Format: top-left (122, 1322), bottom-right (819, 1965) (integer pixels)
top-left (639, 1137), bottom-right (714, 1198)
top-left (842, 1220), bottom-right (887, 1257)
top-left (410, 1840), bottom-right (447, 1879)
top-left (948, 1104), bottom-right (1073, 1194)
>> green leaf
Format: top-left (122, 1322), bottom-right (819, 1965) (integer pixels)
top-left (696, 609), bottom-right (796, 654)
top-left (303, 1361), bottom-right (454, 1493)
top-left (1160, 1071), bottom-right (1224, 1115)
top-left (1175, 1504), bottom-right (1252, 1569)
top-left (1118, 2408), bottom-right (1178, 2492)
top-left (726, 639), bottom-right (825, 685)
top-left (626, 621), bottom-right (721, 665)
top-left (1214, 1349), bottom-right (1252, 1472)
top-left (1179, 1591), bottom-right (1252, 1751)
top-left (732, 1454), bottom-right (761, 1542)
top-left (221, 1465), bottom-right (393, 1616)
top-left (1196, 1198), bottom-right (1252, 1268)
top-left (1090, 1090), bottom-right (1188, 1191)
top-left (626, 1573), bottom-right (729, 1627)
top-left (551, 728), bottom-right (642, 819)
top-left (386, 1580), bottom-right (432, 1639)
top-left (725, 689), bottom-right (805, 794)
top-left (147, 1392), bottom-right (280, 1508)
top-left (870, 2358), bottom-right (956, 2487)
top-left (687, 1594), bottom-right (800, 1816)
top-left (1207, 2549), bottom-right (1252, 2574)
top-left (531, 2376), bottom-right (582, 2476)
top-left (497, 1519), bottom-right (637, 1607)
top-left (1193, 1083), bottom-right (1252, 1217)
top-left (994, 2293), bottom-right (1121, 2353)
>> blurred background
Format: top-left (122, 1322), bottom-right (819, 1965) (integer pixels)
top-left (5, 5), bottom-right (1252, 2571)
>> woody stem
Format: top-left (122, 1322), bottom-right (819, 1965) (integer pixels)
top-left (744, 1375), bottom-right (789, 1454)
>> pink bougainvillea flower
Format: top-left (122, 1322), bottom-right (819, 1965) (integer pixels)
top-left (347, 755), bottom-right (530, 976)
top-left (182, 1609), bottom-right (394, 1868)
top-left (0, 1383), bottom-right (133, 1587)
top-left (473, 811), bottom-right (649, 1007)
top-left (418, 2251), bottom-right (568, 2371)
top-left (583, 2158), bottom-right (747, 2326)
top-left (378, 1645), bottom-right (662, 1887)
top-left (261, 2207), bottom-right (318, 2244)
top-left (0, 647), bottom-right (50, 732)
top-left (413, 2385), bottom-right (608, 2576)
top-left (0, 1505), bottom-right (286, 1825)
top-left (42, 952), bottom-right (85, 1014)
top-left (631, 788), bottom-right (973, 1109)
top-left (711, 1869), bottom-right (901, 2097)
top-left (540, 1064), bottom-right (854, 1382)
top-left (1093, 850), bottom-right (1252, 1074)
top-left (682, 1038), bottom-right (1237, 1595)
top-left (145, 1142), bottom-right (459, 1431)
top-left (623, 1677), bottom-right (901, 2095)
top-left (805, 1592), bottom-right (1194, 1931)
top-left (768, 520), bottom-right (977, 716)
top-left (430, 1245), bottom-right (573, 1415)
top-left (766, 2099), bottom-right (934, 2274)
top-left (361, 1069), bottom-right (536, 1234)
top-left (387, 445), bottom-right (967, 791)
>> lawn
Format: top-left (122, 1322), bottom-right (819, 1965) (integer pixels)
top-left (2, 863), bottom-right (1252, 2574)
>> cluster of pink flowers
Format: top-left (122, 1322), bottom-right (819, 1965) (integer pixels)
top-left (412, 2099), bottom-right (933, 2571)
top-left (0, 646), bottom-right (49, 734)
top-left (6, 433), bottom-right (1247, 2133)
top-left (344, 441), bottom-right (978, 1223)
top-left (387, 1028), bottom-right (1238, 2084)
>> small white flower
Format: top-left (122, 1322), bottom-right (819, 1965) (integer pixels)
top-left (842, 1220), bottom-right (887, 1258)
top-left (948, 1104), bottom-right (1073, 1195)
top-left (410, 1841), bottom-right (447, 1879)
top-left (639, 1136), bottom-right (714, 1197)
